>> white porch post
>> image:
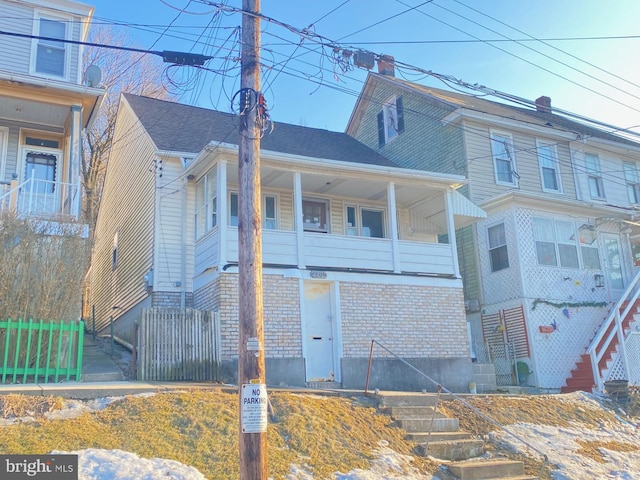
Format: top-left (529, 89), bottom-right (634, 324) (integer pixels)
top-left (294, 172), bottom-right (305, 269)
top-left (387, 181), bottom-right (401, 273)
top-left (69, 105), bottom-right (82, 184)
top-left (217, 161), bottom-right (228, 268)
top-left (445, 189), bottom-right (461, 278)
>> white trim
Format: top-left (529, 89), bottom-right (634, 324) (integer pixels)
top-left (489, 128), bottom-right (518, 187)
top-left (388, 182), bottom-right (400, 273)
top-left (445, 189), bottom-right (460, 278)
top-left (535, 139), bottom-right (563, 194)
top-left (217, 161), bottom-right (227, 268)
top-left (294, 172), bottom-right (305, 269)
top-left (26, 0), bottom-right (94, 17)
top-left (331, 281), bottom-right (343, 383)
top-left (30, 9), bottom-right (72, 81)
top-left (0, 127), bottom-right (9, 181)
top-left (298, 278), bottom-right (307, 363)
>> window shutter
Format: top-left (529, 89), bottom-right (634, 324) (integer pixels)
top-left (396, 96), bottom-right (405, 133)
top-left (377, 110), bottom-right (385, 146)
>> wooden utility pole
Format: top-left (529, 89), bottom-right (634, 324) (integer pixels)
top-left (237, 0), bottom-right (267, 479)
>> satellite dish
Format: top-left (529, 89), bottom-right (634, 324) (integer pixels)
top-left (84, 65), bottom-right (102, 87)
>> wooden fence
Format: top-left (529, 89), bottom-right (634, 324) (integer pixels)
top-left (0, 318), bottom-right (84, 383)
top-left (137, 308), bottom-right (220, 381)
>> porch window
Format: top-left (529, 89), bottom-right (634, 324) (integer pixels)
top-left (536, 140), bottom-right (562, 193)
top-left (345, 205), bottom-right (385, 238)
top-left (585, 153), bottom-right (605, 199)
top-left (623, 161), bottom-right (640, 204)
top-left (194, 169), bottom-right (217, 239)
top-left (533, 217), bottom-right (597, 269)
top-left (555, 220), bottom-right (579, 268)
top-left (579, 224), bottom-right (601, 270)
top-left (490, 131), bottom-right (517, 186)
top-left (377, 96), bottom-right (404, 146)
top-left (230, 192), bottom-right (278, 229)
top-left (35, 17), bottom-right (67, 77)
top-left (25, 152), bottom-right (56, 194)
top-left (488, 223), bottom-right (509, 272)
top-left (532, 217), bottom-right (557, 266)
top-left (302, 198), bottom-right (329, 233)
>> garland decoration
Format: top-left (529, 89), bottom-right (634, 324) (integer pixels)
top-left (531, 299), bottom-right (608, 311)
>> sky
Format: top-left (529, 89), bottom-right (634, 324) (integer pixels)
top-left (9, 391), bottom-right (640, 479)
top-left (83, 0), bottom-right (640, 136)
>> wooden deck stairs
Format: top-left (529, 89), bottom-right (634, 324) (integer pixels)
top-left (375, 392), bottom-right (536, 479)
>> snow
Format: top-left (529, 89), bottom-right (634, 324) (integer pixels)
top-left (6, 391), bottom-right (640, 479)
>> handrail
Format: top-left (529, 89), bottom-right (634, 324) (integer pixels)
top-left (0, 175), bottom-right (81, 219)
top-left (586, 269), bottom-right (640, 391)
top-left (365, 339), bottom-right (549, 478)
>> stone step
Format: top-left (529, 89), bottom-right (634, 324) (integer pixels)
top-left (415, 439), bottom-right (484, 461)
top-left (381, 406), bottom-right (446, 419)
top-left (405, 431), bottom-right (473, 442)
top-left (376, 393), bottom-right (439, 407)
top-left (395, 417), bottom-right (459, 432)
top-left (448, 460), bottom-right (527, 480)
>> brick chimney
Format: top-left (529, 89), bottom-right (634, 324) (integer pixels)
top-left (377, 54), bottom-right (395, 76)
top-left (535, 96), bottom-right (552, 113)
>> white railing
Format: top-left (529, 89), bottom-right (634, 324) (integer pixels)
top-left (0, 173), bottom-right (81, 220)
top-left (587, 269), bottom-right (640, 392)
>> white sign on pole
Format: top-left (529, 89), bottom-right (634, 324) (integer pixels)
top-left (241, 384), bottom-right (268, 433)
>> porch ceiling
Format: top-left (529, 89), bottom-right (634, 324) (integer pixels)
top-left (0, 94), bottom-right (70, 129)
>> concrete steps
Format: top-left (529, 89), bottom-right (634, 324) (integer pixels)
top-left (447, 460), bottom-right (537, 480)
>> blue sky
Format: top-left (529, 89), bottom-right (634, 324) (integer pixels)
top-left (87, 0), bottom-right (640, 135)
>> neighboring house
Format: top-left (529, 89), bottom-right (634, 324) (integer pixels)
top-left (88, 93), bottom-right (487, 390)
top-left (0, 0), bottom-right (104, 224)
top-left (347, 65), bottom-right (640, 392)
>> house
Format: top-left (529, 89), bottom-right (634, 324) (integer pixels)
top-left (347, 65), bottom-right (640, 392)
top-left (0, 0), bottom-right (104, 223)
top-left (88, 92), bottom-right (487, 390)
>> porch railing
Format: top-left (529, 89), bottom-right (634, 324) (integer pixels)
top-left (0, 318), bottom-right (84, 384)
top-left (0, 173), bottom-right (82, 220)
top-left (586, 269), bottom-right (640, 392)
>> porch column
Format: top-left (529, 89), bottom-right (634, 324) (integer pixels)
top-left (69, 105), bottom-right (82, 184)
top-left (387, 181), bottom-right (401, 273)
top-left (217, 161), bottom-right (228, 268)
top-left (294, 172), bottom-right (305, 269)
top-left (445, 189), bottom-right (461, 278)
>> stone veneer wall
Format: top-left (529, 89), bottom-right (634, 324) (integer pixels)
top-left (151, 291), bottom-right (194, 308)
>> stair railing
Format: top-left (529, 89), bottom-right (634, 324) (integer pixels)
top-left (586, 269), bottom-right (640, 392)
top-left (365, 339), bottom-right (549, 479)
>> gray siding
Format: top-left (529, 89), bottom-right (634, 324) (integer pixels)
top-left (0, 1), bottom-right (32, 75)
top-left (90, 101), bottom-right (157, 332)
top-left (352, 81), bottom-right (466, 175)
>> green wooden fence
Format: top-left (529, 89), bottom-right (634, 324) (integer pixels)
top-left (0, 318), bottom-right (84, 384)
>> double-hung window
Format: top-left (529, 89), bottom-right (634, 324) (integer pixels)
top-left (230, 192), bottom-right (278, 229)
top-left (585, 153), bottom-right (605, 199)
top-left (536, 140), bottom-right (562, 193)
top-left (488, 223), bottom-right (509, 272)
top-left (345, 205), bottom-right (385, 238)
top-left (490, 131), bottom-right (517, 186)
top-left (377, 96), bottom-right (405, 146)
top-left (624, 161), bottom-right (640, 204)
top-left (34, 16), bottom-right (67, 77)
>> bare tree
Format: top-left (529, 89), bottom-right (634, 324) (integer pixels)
top-left (82, 27), bottom-right (172, 234)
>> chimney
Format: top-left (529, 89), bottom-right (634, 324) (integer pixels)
top-left (377, 54), bottom-right (395, 76)
top-left (535, 96), bottom-right (552, 113)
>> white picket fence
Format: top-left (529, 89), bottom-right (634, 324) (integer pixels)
top-left (137, 308), bottom-right (221, 381)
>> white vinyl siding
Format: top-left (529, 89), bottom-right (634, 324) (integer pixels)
top-left (536, 140), bottom-right (562, 193)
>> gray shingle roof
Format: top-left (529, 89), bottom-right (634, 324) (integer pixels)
top-left (123, 93), bottom-right (397, 167)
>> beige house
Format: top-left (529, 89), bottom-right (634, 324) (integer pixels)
top-left (0, 0), bottom-right (104, 224)
top-left (89, 93), bottom-right (487, 390)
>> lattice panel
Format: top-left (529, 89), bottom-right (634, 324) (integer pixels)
top-left (626, 333), bottom-right (640, 386)
top-left (489, 343), bottom-right (516, 387)
top-left (504, 305), bottom-right (530, 358)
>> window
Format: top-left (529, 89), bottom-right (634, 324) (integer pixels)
top-left (25, 152), bottom-right (56, 194)
top-left (345, 205), bottom-right (385, 238)
top-left (229, 192), bottom-right (278, 229)
top-left (377, 96), bottom-right (404, 146)
top-left (302, 198), bottom-right (329, 233)
top-left (112, 232), bottom-right (119, 270)
top-left (490, 131), bottom-right (517, 186)
top-left (537, 141), bottom-right (562, 192)
top-left (488, 223), bottom-right (509, 272)
top-left (585, 153), bottom-right (605, 199)
top-left (532, 217), bottom-right (598, 269)
top-left (624, 162), bottom-right (640, 204)
top-left (35, 17), bottom-right (67, 77)
top-left (194, 169), bottom-right (217, 238)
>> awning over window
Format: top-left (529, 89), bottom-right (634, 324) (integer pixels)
top-left (451, 190), bottom-right (486, 229)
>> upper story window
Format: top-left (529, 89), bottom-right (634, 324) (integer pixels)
top-left (377, 96), bottom-right (404, 146)
top-left (490, 131), bottom-right (518, 186)
top-left (112, 231), bottom-right (119, 270)
top-left (623, 161), bottom-right (640, 204)
top-left (487, 223), bottom-right (509, 272)
top-left (585, 153), bottom-right (605, 200)
top-left (302, 198), bottom-right (329, 233)
top-left (230, 192), bottom-right (278, 230)
top-left (33, 15), bottom-right (68, 78)
top-left (536, 140), bottom-right (562, 193)
top-left (345, 205), bottom-right (385, 238)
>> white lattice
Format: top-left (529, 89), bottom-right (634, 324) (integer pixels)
top-left (626, 333), bottom-right (640, 386)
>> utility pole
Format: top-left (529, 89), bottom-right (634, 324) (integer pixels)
top-left (237, 0), bottom-right (268, 479)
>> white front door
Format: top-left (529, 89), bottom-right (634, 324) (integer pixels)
top-left (602, 233), bottom-right (626, 299)
top-left (303, 282), bottom-right (335, 382)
